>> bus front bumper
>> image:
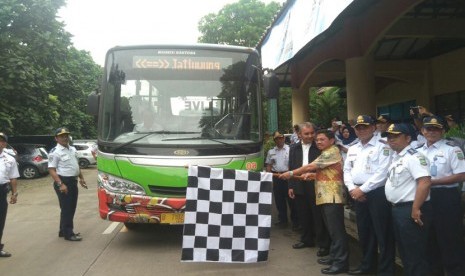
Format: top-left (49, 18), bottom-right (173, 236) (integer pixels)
top-left (98, 188), bottom-right (186, 224)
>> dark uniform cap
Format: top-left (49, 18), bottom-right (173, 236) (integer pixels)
top-left (354, 115), bottom-right (375, 127)
top-left (0, 132), bottom-right (7, 142)
top-left (273, 131), bottom-right (284, 139)
top-left (381, 123), bottom-right (411, 137)
top-left (376, 114), bottom-right (391, 123)
top-left (422, 116), bottom-right (444, 129)
top-left (55, 127), bottom-right (71, 136)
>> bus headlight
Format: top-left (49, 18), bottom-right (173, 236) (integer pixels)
top-left (98, 172), bottom-right (146, 195)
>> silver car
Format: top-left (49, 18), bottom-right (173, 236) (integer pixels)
top-left (9, 143), bottom-right (49, 179)
top-left (73, 142), bottom-right (97, 169)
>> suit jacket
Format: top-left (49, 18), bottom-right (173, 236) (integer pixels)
top-left (288, 141), bottom-right (321, 195)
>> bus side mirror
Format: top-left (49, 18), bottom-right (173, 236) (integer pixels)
top-left (264, 72), bottom-right (280, 99)
top-left (87, 91), bottom-right (100, 116)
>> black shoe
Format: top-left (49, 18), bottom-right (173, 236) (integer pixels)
top-left (0, 250), bottom-right (11, 257)
top-left (317, 258), bottom-right (333, 265)
top-left (348, 268), bottom-right (375, 275)
top-left (64, 234), bottom-right (82, 241)
top-left (317, 247), bottom-right (330, 257)
top-left (292, 242), bottom-right (314, 249)
top-left (59, 231), bottom-right (80, 238)
top-left (321, 265), bottom-right (348, 275)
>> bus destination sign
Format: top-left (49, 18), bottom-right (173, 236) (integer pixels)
top-left (133, 56), bottom-right (232, 71)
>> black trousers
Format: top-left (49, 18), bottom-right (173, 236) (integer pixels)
top-left (272, 176), bottom-right (297, 224)
top-left (321, 203), bottom-right (349, 269)
top-left (0, 184), bottom-right (8, 248)
top-left (294, 181), bottom-right (330, 248)
top-left (353, 186), bottom-right (395, 275)
top-left (392, 201), bottom-right (432, 276)
top-left (427, 188), bottom-right (465, 276)
top-left (54, 176), bottom-right (78, 238)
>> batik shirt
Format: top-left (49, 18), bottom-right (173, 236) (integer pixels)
top-left (313, 145), bottom-right (346, 205)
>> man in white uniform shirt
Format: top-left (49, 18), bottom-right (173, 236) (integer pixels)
top-left (48, 127), bottom-right (87, 242)
top-left (0, 132), bottom-right (19, 257)
top-left (265, 131), bottom-right (297, 227)
top-left (417, 116), bottom-right (465, 276)
top-left (383, 123), bottom-right (432, 276)
top-left (343, 115), bottom-right (395, 275)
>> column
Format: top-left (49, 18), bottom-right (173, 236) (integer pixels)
top-left (291, 87), bottom-right (309, 124)
top-left (346, 55), bottom-right (376, 120)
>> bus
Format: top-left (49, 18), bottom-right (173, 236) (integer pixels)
top-left (87, 44), bottom-right (269, 228)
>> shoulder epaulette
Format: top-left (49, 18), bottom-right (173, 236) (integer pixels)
top-left (407, 148), bottom-right (417, 155)
top-left (378, 139), bottom-right (387, 144)
top-left (445, 141), bottom-right (456, 147)
top-left (49, 147), bottom-right (57, 153)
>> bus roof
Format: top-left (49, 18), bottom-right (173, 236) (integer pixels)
top-left (107, 43), bottom-right (257, 54)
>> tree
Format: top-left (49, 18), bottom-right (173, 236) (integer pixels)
top-left (0, 0), bottom-right (101, 138)
top-left (309, 87), bottom-right (347, 128)
top-left (198, 0), bottom-right (282, 47)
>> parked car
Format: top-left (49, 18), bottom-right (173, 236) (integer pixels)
top-left (9, 143), bottom-right (49, 179)
top-left (73, 142), bottom-right (97, 169)
top-left (4, 143), bottom-right (17, 159)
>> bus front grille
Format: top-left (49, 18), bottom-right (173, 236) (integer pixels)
top-left (148, 185), bottom-right (186, 196)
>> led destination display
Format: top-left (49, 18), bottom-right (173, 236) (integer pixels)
top-left (133, 56), bottom-right (233, 71)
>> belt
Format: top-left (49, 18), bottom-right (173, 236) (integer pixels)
top-left (391, 201), bottom-right (413, 207)
top-left (58, 175), bottom-right (77, 178)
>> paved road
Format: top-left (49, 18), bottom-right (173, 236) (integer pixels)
top-left (1, 167), bottom-right (370, 276)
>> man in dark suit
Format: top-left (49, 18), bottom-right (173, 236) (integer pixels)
top-left (288, 122), bottom-right (330, 256)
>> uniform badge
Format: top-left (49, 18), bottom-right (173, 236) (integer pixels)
top-left (49, 156), bottom-right (54, 162)
top-left (418, 156), bottom-right (427, 166)
top-left (455, 150), bottom-right (464, 160)
top-left (383, 148), bottom-right (390, 156)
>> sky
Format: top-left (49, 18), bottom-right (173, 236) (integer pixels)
top-left (58, 0), bottom-right (285, 66)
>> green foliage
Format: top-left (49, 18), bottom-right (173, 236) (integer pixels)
top-left (309, 87), bottom-right (347, 128)
top-left (263, 134), bottom-right (275, 155)
top-left (445, 125), bottom-right (465, 139)
top-left (0, 0), bottom-right (101, 138)
top-left (277, 88), bottom-right (292, 132)
top-left (198, 0), bottom-right (281, 47)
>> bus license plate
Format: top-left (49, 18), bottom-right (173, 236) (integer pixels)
top-left (161, 213), bottom-right (184, 224)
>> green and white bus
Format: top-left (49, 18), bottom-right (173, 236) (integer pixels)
top-left (88, 44), bottom-right (267, 228)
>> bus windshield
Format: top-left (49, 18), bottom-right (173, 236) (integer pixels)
top-left (100, 46), bottom-right (262, 146)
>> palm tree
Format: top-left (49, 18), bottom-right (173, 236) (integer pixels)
top-left (309, 87), bottom-right (347, 128)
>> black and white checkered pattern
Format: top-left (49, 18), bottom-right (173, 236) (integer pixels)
top-left (181, 166), bottom-right (273, 263)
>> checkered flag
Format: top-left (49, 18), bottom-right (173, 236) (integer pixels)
top-left (181, 166), bottom-right (273, 263)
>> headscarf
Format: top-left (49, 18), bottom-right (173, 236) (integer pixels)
top-left (338, 125), bottom-right (357, 145)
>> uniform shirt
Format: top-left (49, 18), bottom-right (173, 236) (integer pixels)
top-left (265, 144), bottom-right (289, 172)
top-left (418, 139), bottom-right (465, 189)
top-left (313, 145), bottom-right (345, 205)
top-left (344, 135), bottom-right (392, 193)
top-left (0, 151), bottom-right (19, 184)
top-left (385, 146), bottom-right (430, 204)
top-left (48, 144), bottom-right (80, 177)
top-left (411, 134), bottom-right (426, 148)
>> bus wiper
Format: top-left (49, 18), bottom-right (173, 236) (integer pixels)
top-left (111, 131), bottom-right (201, 153)
top-left (111, 132), bottom-right (156, 153)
